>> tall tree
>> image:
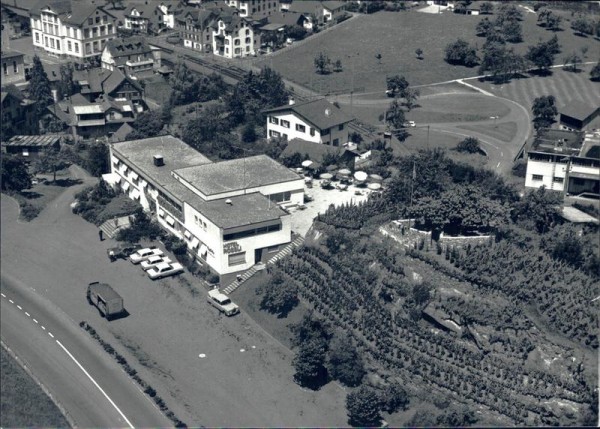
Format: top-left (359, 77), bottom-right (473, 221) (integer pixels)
top-left (127, 110), bottom-right (166, 140)
top-left (386, 75), bottom-right (409, 96)
top-left (58, 62), bottom-right (78, 99)
top-left (385, 99), bottom-right (408, 140)
top-left (86, 143), bottom-right (109, 177)
top-left (531, 95), bottom-right (557, 130)
top-left (314, 52), bottom-right (331, 74)
top-left (1, 155), bottom-right (32, 191)
top-left (511, 186), bottom-right (562, 233)
top-left (444, 39), bottom-right (479, 67)
top-left (346, 385), bottom-right (382, 427)
top-left (525, 39), bottom-right (556, 73)
top-left (168, 59), bottom-right (195, 105)
top-left (563, 52), bottom-right (582, 72)
top-left (476, 17), bottom-right (494, 37)
top-left (33, 149), bottom-right (69, 182)
top-left (403, 88), bottom-right (420, 111)
top-left (501, 19), bottom-right (523, 43)
top-left (571, 17), bottom-right (593, 36)
top-left (327, 336), bottom-right (365, 387)
top-left (29, 55), bottom-right (54, 117)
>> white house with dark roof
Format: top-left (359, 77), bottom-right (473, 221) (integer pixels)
top-left (264, 98), bottom-right (354, 146)
top-left (106, 136), bottom-right (303, 274)
top-left (101, 36), bottom-right (157, 77)
top-left (30, 0), bottom-right (118, 60)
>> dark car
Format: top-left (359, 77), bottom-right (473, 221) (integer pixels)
top-left (107, 243), bottom-right (142, 262)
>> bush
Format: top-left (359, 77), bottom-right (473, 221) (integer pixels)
top-left (20, 202), bottom-right (42, 221)
top-left (260, 271), bottom-right (299, 317)
top-left (456, 137), bottom-right (481, 154)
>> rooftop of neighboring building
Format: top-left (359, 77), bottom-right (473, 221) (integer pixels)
top-left (288, 0), bottom-right (324, 15)
top-left (322, 1), bottom-right (346, 11)
top-left (111, 136), bottom-right (213, 192)
top-left (559, 100), bottom-right (600, 121)
top-left (30, 0), bottom-right (116, 26)
top-left (265, 10), bottom-right (306, 26)
top-left (530, 128), bottom-right (585, 156)
top-left (105, 36), bottom-right (152, 58)
top-left (74, 67), bottom-right (141, 95)
top-left (2, 134), bottom-right (60, 147)
top-left (174, 154), bottom-right (301, 197)
top-left (168, 182), bottom-right (288, 229)
top-left (264, 98), bottom-right (354, 130)
top-left (0, 49), bottom-right (25, 60)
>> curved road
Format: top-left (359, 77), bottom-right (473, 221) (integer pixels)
top-left (1, 167), bottom-right (171, 428)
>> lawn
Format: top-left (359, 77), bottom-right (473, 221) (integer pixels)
top-left (259, 9), bottom-right (599, 94)
top-left (0, 346), bottom-right (70, 428)
top-left (470, 64), bottom-right (600, 112)
top-left (143, 75), bottom-right (172, 106)
top-left (458, 121), bottom-right (518, 143)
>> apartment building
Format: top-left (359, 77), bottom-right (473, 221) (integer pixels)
top-left (225, 0), bottom-right (280, 18)
top-left (101, 36), bottom-right (157, 78)
top-left (265, 98), bottom-right (354, 146)
top-left (30, 0), bottom-right (118, 60)
top-left (105, 136), bottom-right (304, 274)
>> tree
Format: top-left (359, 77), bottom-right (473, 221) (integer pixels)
top-left (525, 39), bottom-right (555, 73)
top-left (546, 34), bottom-right (561, 55)
top-left (386, 75), bottom-right (409, 97)
top-left (563, 52), bottom-right (582, 72)
top-left (476, 18), bottom-right (494, 37)
top-left (314, 52), bottom-right (331, 74)
top-left (327, 336), bottom-right (365, 387)
top-left (511, 186), bottom-right (562, 233)
top-left (346, 385), bottom-right (382, 427)
top-left (29, 55), bottom-right (54, 117)
top-left (333, 59), bottom-right (343, 72)
top-left (571, 17), bottom-right (593, 36)
top-left (127, 110), bottom-right (166, 140)
top-left (1, 155), bottom-right (32, 191)
top-left (168, 59), bottom-right (196, 105)
top-left (259, 270), bottom-right (299, 317)
top-left (531, 95), bottom-right (557, 130)
top-left (58, 62), bottom-right (78, 99)
top-left (379, 380), bottom-right (409, 413)
top-left (32, 149), bottom-right (69, 182)
top-left (241, 123), bottom-right (257, 143)
top-left (86, 143), bottom-right (109, 177)
top-left (194, 73), bottom-right (227, 102)
top-left (436, 405), bottom-right (479, 427)
top-left (284, 25), bottom-right (307, 41)
top-left (546, 13), bottom-right (562, 32)
top-left (444, 39), bottom-right (479, 67)
top-left (501, 19), bottom-right (523, 43)
top-left (479, 2), bottom-right (493, 14)
top-left (415, 48), bottom-right (423, 59)
top-left (456, 136), bottom-right (481, 153)
top-left (385, 99), bottom-right (408, 140)
top-left (590, 61), bottom-right (600, 81)
top-left (412, 282), bottom-right (431, 306)
top-left (495, 3), bottom-right (523, 25)
top-left (292, 335), bottom-right (328, 388)
top-left (182, 104), bottom-right (228, 151)
top-left (403, 88), bottom-right (420, 111)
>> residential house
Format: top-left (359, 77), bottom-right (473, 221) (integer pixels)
top-left (1, 135), bottom-right (61, 159)
top-left (30, 0), bottom-right (118, 61)
top-left (1, 50), bottom-right (26, 85)
top-left (105, 136), bottom-right (304, 274)
top-left (288, 0), bottom-right (324, 25)
top-left (264, 98), bottom-right (354, 146)
top-left (1, 85), bottom-right (38, 138)
top-left (212, 9), bottom-right (256, 58)
top-left (559, 100), bottom-right (600, 132)
top-left (265, 10), bottom-right (311, 29)
top-left (123, 1), bottom-right (179, 34)
top-left (280, 138), bottom-right (358, 169)
top-left (321, 1), bottom-right (347, 22)
top-left (225, 0), bottom-right (280, 18)
top-left (73, 67), bottom-right (146, 108)
top-left (177, 7), bottom-right (219, 52)
top-left (525, 128), bottom-right (600, 198)
top-left (101, 36), bottom-right (157, 78)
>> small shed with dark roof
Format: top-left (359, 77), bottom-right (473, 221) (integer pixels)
top-left (559, 101), bottom-right (600, 131)
top-left (2, 135), bottom-right (61, 157)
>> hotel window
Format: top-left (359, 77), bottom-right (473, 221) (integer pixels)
top-left (553, 177), bottom-right (564, 183)
top-left (56, 40), bottom-right (60, 50)
top-left (295, 124), bottom-right (306, 133)
top-left (84, 28), bottom-right (90, 38)
top-left (75, 43), bottom-right (79, 53)
top-left (68, 41), bottom-right (72, 51)
top-left (269, 130), bottom-right (280, 138)
top-left (50, 38), bottom-right (55, 48)
top-left (228, 251), bottom-right (246, 266)
top-left (281, 119), bottom-right (290, 128)
top-left (35, 32), bottom-right (40, 42)
top-left (532, 174), bottom-right (543, 181)
top-left (269, 116), bottom-right (279, 125)
top-left (96, 16), bottom-right (101, 24)
top-left (88, 18), bottom-right (93, 25)
top-left (103, 15), bottom-right (108, 23)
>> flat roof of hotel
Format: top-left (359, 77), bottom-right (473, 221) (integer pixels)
top-left (174, 155), bottom-right (301, 196)
top-left (111, 136), bottom-right (212, 191)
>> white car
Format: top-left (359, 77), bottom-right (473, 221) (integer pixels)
top-left (207, 289), bottom-right (240, 316)
top-left (129, 247), bottom-right (163, 264)
top-left (403, 120), bottom-right (416, 127)
top-left (147, 262), bottom-right (184, 280)
top-left (140, 255), bottom-right (172, 271)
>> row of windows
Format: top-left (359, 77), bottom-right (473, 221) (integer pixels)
top-left (84, 25), bottom-right (113, 39)
top-left (2, 61), bottom-right (18, 75)
top-left (531, 174), bottom-right (564, 184)
top-left (223, 223), bottom-right (281, 241)
top-left (88, 15), bottom-right (109, 26)
top-left (268, 116), bottom-right (344, 135)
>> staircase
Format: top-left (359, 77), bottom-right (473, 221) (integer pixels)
top-left (99, 215), bottom-right (132, 239)
top-left (222, 235), bottom-right (305, 295)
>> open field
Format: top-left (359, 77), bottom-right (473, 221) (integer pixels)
top-left (0, 346), bottom-right (70, 427)
top-left (470, 64), bottom-right (600, 113)
top-left (259, 9), bottom-right (599, 94)
top-left (458, 121), bottom-right (518, 143)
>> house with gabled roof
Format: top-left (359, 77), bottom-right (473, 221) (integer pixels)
top-left (30, 0), bottom-right (118, 60)
top-left (559, 101), bottom-right (600, 132)
top-left (101, 36), bottom-right (157, 78)
top-left (1, 84), bottom-right (38, 138)
top-left (264, 98), bottom-right (354, 146)
top-left (73, 67), bottom-right (145, 107)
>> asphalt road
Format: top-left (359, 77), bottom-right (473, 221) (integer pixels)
top-left (0, 273), bottom-right (171, 428)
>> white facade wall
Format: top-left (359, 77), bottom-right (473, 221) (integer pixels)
top-left (213, 20), bottom-right (254, 58)
top-left (524, 157), bottom-right (566, 192)
top-left (266, 111), bottom-right (349, 146)
top-left (101, 47), bottom-right (115, 70)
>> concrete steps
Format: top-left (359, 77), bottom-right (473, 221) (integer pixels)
top-left (98, 216), bottom-right (132, 239)
top-left (223, 235), bottom-right (305, 295)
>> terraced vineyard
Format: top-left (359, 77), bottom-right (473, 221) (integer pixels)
top-left (275, 233), bottom-right (596, 426)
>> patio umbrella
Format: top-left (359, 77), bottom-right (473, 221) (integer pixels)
top-left (301, 160), bottom-right (313, 168)
top-left (338, 168), bottom-right (351, 176)
top-left (368, 183), bottom-right (382, 190)
top-left (354, 171), bottom-right (368, 182)
top-left (369, 174), bottom-right (383, 182)
top-left (320, 173), bottom-right (333, 180)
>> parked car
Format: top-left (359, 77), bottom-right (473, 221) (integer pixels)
top-left (87, 282), bottom-right (125, 320)
top-left (108, 243), bottom-right (142, 262)
top-left (147, 262), bottom-right (184, 280)
top-left (207, 289), bottom-right (240, 316)
top-left (140, 255), bottom-right (172, 271)
top-left (129, 247), bottom-right (163, 264)
top-left (403, 120), bottom-right (416, 127)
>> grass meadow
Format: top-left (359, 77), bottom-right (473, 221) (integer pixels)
top-left (0, 347), bottom-right (69, 428)
top-left (259, 9), bottom-right (599, 94)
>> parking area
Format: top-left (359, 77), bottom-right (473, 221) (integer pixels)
top-left (289, 181), bottom-right (372, 236)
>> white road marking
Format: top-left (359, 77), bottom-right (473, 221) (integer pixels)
top-left (42, 326), bottom-right (46, 330)
top-left (1, 293), bottom-right (6, 298)
top-left (33, 319), bottom-right (38, 324)
top-left (56, 340), bottom-right (135, 429)
top-left (48, 332), bottom-right (54, 338)
top-left (25, 312), bottom-right (30, 317)
top-left (9, 299), bottom-right (14, 304)
top-left (17, 305), bottom-right (22, 310)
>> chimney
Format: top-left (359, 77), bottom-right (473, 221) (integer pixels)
top-left (153, 154), bottom-right (164, 166)
top-left (288, 97), bottom-right (295, 105)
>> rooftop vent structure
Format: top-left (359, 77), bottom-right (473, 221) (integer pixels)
top-left (153, 154), bottom-right (164, 166)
